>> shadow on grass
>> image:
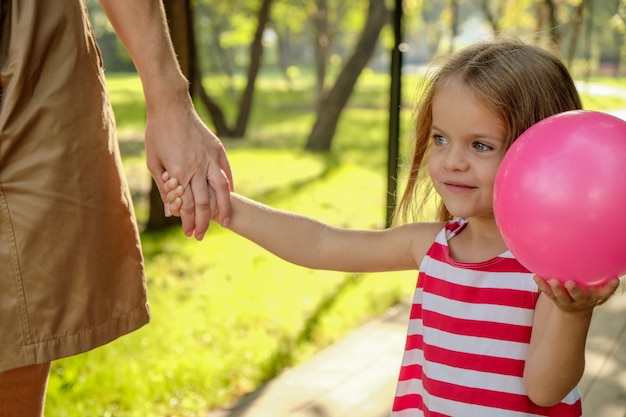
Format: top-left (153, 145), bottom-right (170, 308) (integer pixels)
top-left (257, 273), bottom-right (361, 384)
top-left (214, 273), bottom-right (363, 417)
top-left (249, 152), bottom-right (341, 204)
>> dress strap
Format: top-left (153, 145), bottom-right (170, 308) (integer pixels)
top-left (444, 218), bottom-right (468, 240)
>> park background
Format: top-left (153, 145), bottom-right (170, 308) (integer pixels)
top-left (46, 0), bottom-right (626, 415)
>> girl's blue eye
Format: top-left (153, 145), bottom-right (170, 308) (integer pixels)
top-left (433, 134), bottom-right (447, 146)
top-left (473, 142), bottom-right (493, 152)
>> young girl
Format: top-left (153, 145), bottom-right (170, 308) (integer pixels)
top-left (163, 39), bottom-right (619, 416)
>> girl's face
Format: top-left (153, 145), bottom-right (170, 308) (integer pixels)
top-left (428, 78), bottom-right (507, 221)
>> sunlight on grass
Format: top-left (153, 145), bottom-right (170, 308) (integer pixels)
top-left (106, 74), bottom-right (147, 134)
top-left (581, 94), bottom-right (626, 111)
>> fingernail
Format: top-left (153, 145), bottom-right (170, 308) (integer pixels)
top-left (164, 203), bottom-right (171, 217)
top-left (221, 217), bottom-right (231, 228)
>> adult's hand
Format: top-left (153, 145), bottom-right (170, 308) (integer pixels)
top-left (98, 0), bottom-right (233, 240)
top-left (144, 90), bottom-right (233, 239)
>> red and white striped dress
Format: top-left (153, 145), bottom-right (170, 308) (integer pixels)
top-left (391, 219), bottom-right (582, 417)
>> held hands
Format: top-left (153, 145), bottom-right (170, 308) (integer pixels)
top-left (534, 276), bottom-right (620, 313)
top-left (162, 172), bottom-right (223, 226)
top-left (144, 96), bottom-right (233, 240)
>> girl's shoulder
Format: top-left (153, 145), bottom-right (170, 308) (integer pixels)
top-left (399, 221), bottom-right (447, 265)
top-left (401, 220), bottom-right (446, 239)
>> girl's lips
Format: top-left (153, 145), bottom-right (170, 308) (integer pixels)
top-left (444, 182), bottom-right (476, 193)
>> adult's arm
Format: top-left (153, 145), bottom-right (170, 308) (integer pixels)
top-left (98, 0), bottom-right (233, 240)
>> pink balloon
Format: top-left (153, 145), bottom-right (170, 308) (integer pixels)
top-left (494, 110), bottom-right (626, 286)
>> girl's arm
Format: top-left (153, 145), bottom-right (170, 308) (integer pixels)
top-left (227, 193), bottom-right (439, 272)
top-left (162, 175), bottom-right (441, 272)
top-left (98, 0), bottom-right (233, 240)
top-left (523, 277), bottom-right (620, 406)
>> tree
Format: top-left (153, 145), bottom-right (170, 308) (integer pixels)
top-left (610, 0), bottom-right (626, 73)
top-left (305, 0), bottom-right (389, 151)
top-left (448, 0), bottom-right (461, 52)
top-left (470, 0), bottom-right (594, 74)
top-left (312, 0), bottom-right (331, 101)
top-left (421, 1), bottom-right (447, 60)
top-left (542, 0), bottom-right (561, 47)
top-left (474, 0), bottom-right (504, 34)
top-left (564, 0), bottom-right (588, 67)
top-left (193, 0), bottom-right (274, 138)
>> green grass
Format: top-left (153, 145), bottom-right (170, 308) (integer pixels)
top-left (105, 74), bottom-right (147, 132)
top-left (44, 71), bottom-right (626, 416)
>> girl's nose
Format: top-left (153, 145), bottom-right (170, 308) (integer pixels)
top-left (443, 146), bottom-right (469, 171)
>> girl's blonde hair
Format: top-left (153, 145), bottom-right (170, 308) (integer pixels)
top-left (395, 38), bottom-right (583, 225)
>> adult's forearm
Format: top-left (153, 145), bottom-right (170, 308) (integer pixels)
top-left (97, 0), bottom-right (188, 105)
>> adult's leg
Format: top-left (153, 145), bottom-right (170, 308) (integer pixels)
top-left (0, 362), bottom-right (51, 417)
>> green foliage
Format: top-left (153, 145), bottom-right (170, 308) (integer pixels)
top-left (106, 74), bottom-right (147, 133)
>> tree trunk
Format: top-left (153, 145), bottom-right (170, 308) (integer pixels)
top-left (565, 0), bottom-right (587, 68)
top-left (275, 26), bottom-right (293, 85)
top-left (192, 75), bottom-right (231, 136)
top-left (163, 0), bottom-right (196, 83)
top-left (305, 0), bottom-right (388, 151)
top-left (313, 0), bottom-right (330, 104)
top-left (193, 0), bottom-right (273, 138)
top-left (533, 1), bottom-right (544, 44)
top-left (145, 0), bottom-right (194, 230)
top-left (448, 0), bottom-right (459, 53)
top-left (233, 0), bottom-right (273, 137)
top-left (476, 0), bottom-right (500, 34)
top-left (543, 0), bottom-right (561, 47)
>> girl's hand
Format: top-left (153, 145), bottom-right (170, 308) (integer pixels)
top-left (534, 276), bottom-right (620, 313)
top-left (162, 172), bottom-right (189, 218)
top-left (163, 172), bottom-right (222, 226)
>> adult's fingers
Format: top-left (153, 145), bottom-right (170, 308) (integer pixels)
top-left (189, 172), bottom-right (212, 240)
top-left (208, 163), bottom-right (232, 227)
top-left (218, 150), bottom-right (235, 192)
top-left (179, 185), bottom-right (197, 238)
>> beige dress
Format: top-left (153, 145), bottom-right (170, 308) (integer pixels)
top-left (0, 0), bottom-right (149, 371)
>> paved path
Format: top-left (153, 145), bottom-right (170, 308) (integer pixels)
top-left (575, 81), bottom-right (626, 100)
top-left (581, 289), bottom-right (626, 416)
top-left (207, 303), bottom-right (408, 417)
